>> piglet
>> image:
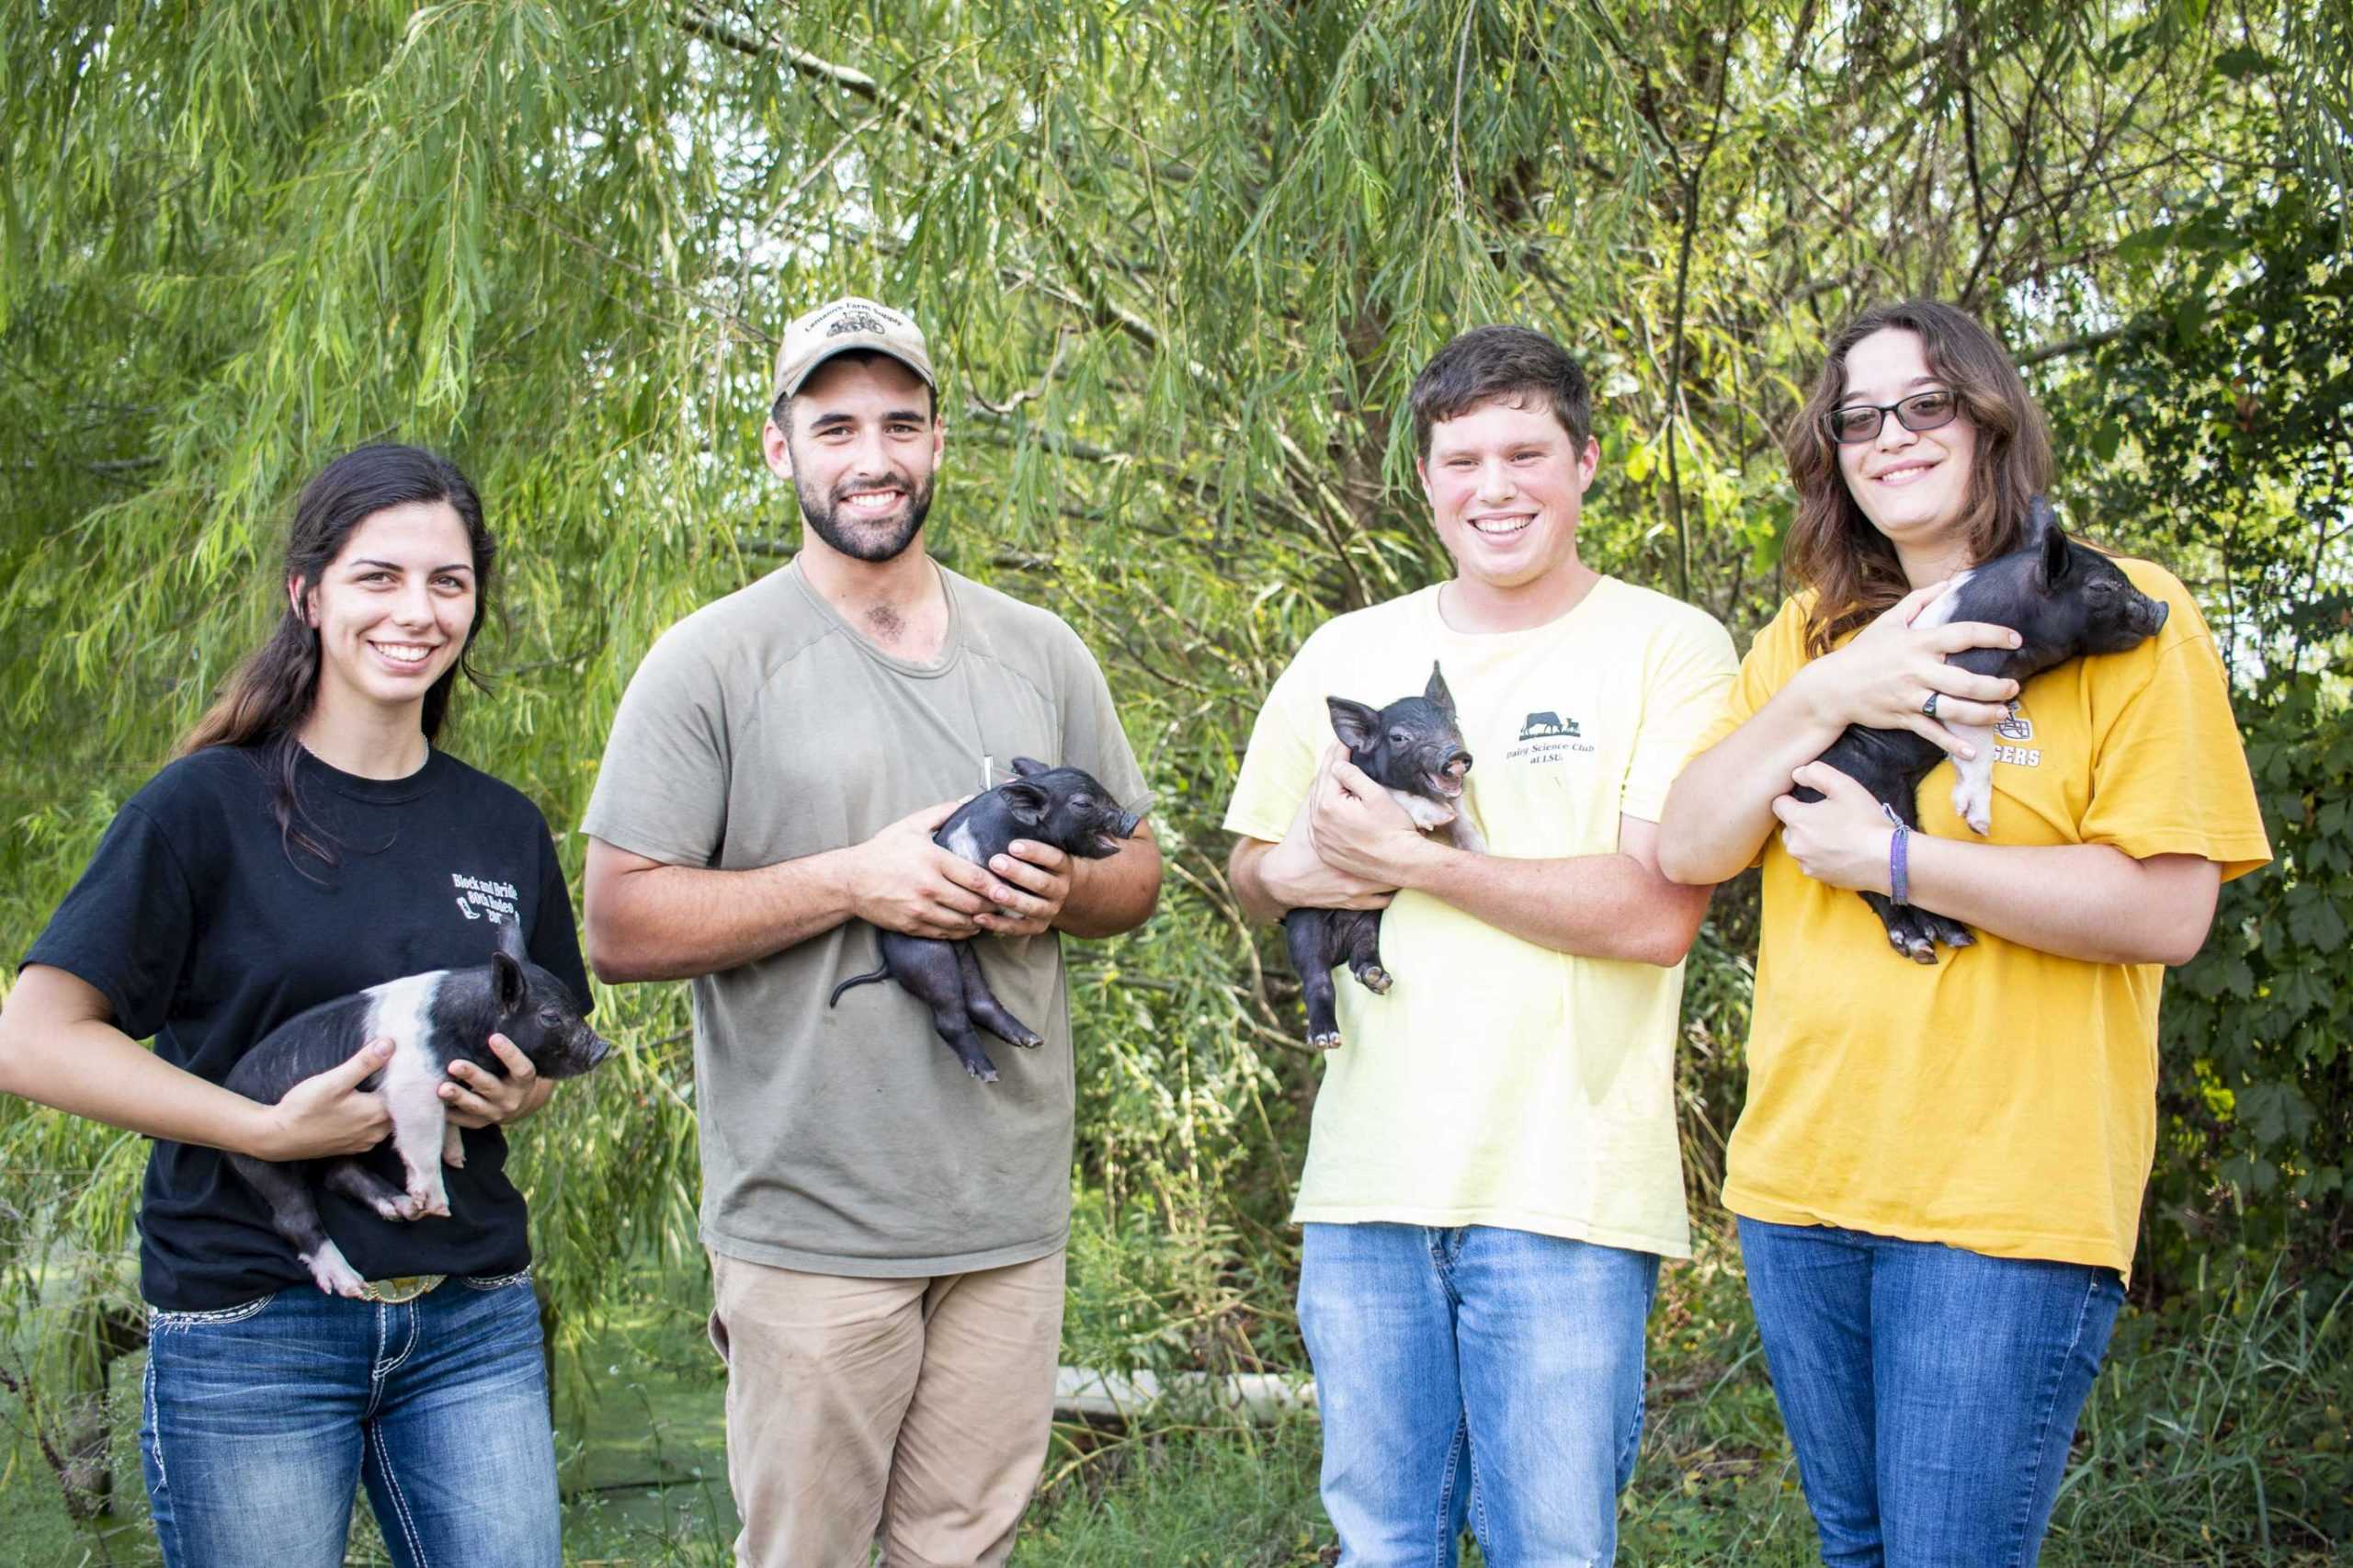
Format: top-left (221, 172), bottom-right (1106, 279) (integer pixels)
top-left (1282, 662), bottom-right (1483, 1049)
top-left (1795, 496), bottom-right (2168, 962)
top-left (829, 757), bottom-right (1144, 1083)
top-left (223, 919), bottom-right (611, 1297)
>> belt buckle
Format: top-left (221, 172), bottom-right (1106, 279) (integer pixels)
top-left (359, 1274), bottom-right (445, 1305)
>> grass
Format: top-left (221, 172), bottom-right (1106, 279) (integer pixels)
top-left (2, 1232), bottom-right (2345, 1565)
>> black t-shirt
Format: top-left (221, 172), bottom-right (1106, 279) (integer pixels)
top-left (21, 744), bottom-right (592, 1311)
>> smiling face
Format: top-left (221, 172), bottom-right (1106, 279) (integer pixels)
top-left (1417, 394), bottom-right (1599, 604)
top-left (1834, 327), bottom-right (1982, 568)
top-left (295, 500), bottom-right (476, 724)
top-left (766, 352), bottom-right (942, 565)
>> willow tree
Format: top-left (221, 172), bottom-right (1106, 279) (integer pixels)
top-left (1, 0), bottom-right (2344, 1447)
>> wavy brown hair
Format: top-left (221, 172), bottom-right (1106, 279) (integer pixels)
top-left (179, 445), bottom-right (494, 866)
top-left (1784, 300), bottom-right (2053, 654)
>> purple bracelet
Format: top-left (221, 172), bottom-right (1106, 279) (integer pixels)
top-left (1887, 820), bottom-right (1912, 906)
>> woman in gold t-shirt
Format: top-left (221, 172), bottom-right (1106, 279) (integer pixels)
top-left (1659, 299), bottom-right (2268, 1565)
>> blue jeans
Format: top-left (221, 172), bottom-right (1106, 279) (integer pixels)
top-left (1738, 1218), bottom-right (2124, 1568)
top-left (1298, 1222), bottom-right (1659, 1568)
top-left (140, 1270), bottom-right (560, 1568)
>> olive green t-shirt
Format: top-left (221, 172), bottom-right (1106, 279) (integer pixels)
top-left (582, 557), bottom-right (1148, 1277)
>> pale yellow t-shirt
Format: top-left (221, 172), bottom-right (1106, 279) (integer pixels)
top-left (1697, 559), bottom-right (2270, 1279)
top-left (1224, 578), bottom-right (1737, 1257)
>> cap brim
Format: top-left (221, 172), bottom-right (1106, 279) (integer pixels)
top-left (778, 335), bottom-right (938, 399)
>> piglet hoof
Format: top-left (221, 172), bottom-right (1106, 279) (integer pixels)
top-left (1357, 967), bottom-right (1392, 995)
top-left (1015, 1031), bottom-right (1045, 1050)
top-left (303, 1243), bottom-right (368, 1299)
top-left (969, 1064), bottom-right (1001, 1084)
top-left (372, 1193), bottom-right (426, 1222)
top-left (406, 1185), bottom-right (452, 1221)
top-left (1306, 1030), bottom-right (1343, 1051)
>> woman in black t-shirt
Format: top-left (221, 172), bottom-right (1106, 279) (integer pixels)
top-left (0, 445), bottom-right (584, 1568)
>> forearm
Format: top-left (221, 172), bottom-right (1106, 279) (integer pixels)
top-left (586, 848), bottom-right (865, 983)
top-left (1053, 832), bottom-right (1163, 940)
top-left (1904, 838), bottom-right (2218, 965)
top-left (1402, 842), bottom-right (1711, 966)
top-left (1660, 677), bottom-right (1845, 884)
top-left (0, 1010), bottom-right (269, 1155)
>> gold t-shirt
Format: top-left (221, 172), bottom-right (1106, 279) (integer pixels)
top-left (1695, 559), bottom-right (2270, 1278)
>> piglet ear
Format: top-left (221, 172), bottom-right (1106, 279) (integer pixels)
top-left (2021, 494), bottom-right (2059, 547)
top-left (1010, 756), bottom-right (1048, 778)
top-left (1327, 698), bottom-right (1379, 752)
top-left (1425, 662), bottom-right (1457, 716)
top-left (2035, 511), bottom-right (2073, 590)
top-left (999, 779), bottom-right (1051, 823)
top-left (493, 950), bottom-right (529, 1015)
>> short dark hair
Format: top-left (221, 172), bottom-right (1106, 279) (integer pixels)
top-left (769, 348), bottom-right (938, 433)
top-left (1408, 325), bottom-right (1591, 457)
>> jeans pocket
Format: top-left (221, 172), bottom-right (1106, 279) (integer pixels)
top-left (461, 1267), bottom-right (534, 1291)
top-left (147, 1294), bottom-right (274, 1333)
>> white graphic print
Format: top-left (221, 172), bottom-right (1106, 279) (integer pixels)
top-left (451, 872), bottom-right (519, 926)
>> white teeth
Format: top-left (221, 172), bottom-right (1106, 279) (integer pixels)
top-left (374, 643), bottom-right (431, 665)
top-left (1472, 516), bottom-right (1530, 535)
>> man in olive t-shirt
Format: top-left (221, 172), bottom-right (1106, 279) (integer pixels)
top-left (581, 298), bottom-right (1160, 1567)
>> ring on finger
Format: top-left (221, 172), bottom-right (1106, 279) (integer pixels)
top-left (1920, 691), bottom-right (1941, 720)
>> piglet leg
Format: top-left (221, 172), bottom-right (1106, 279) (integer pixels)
top-left (227, 1153), bottom-right (367, 1297)
top-left (1338, 910), bottom-right (1391, 995)
top-left (1945, 723), bottom-right (1997, 835)
top-left (1283, 909), bottom-right (1345, 1051)
top-left (379, 1052), bottom-right (452, 1219)
top-left (442, 1124), bottom-right (467, 1169)
top-left (323, 1158), bottom-right (426, 1221)
top-left (952, 941), bottom-right (1045, 1050)
top-left (876, 930), bottom-right (1004, 1083)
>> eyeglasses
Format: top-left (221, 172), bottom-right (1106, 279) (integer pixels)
top-left (1824, 390), bottom-right (1961, 445)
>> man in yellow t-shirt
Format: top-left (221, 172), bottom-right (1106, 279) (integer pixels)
top-left (1224, 326), bottom-right (1734, 1566)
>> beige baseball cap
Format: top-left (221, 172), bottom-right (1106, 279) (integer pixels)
top-left (772, 296), bottom-right (937, 403)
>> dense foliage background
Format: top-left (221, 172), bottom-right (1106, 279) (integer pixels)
top-left (1, 0), bottom-right (2347, 1558)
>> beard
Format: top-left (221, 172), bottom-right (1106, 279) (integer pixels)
top-left (798, 470), bottom-right (936, 563)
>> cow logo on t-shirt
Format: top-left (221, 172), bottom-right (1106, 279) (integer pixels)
top-left (1505, 706), bottom-right (1596, 765)
top-left (451, 872), bottom-right (519, 926)
top-left (1519, 710), bottom-right (1581, 740)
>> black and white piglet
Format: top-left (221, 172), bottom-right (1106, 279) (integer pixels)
top-left (1281, 662), bottom-right (1483, 1050)
top-left (829, 757), bottom-right (1144, 1084)
top-left (1795, 496), bottom-right (2168, 962)
top-left (223, 918), bottom-right (611, 1297)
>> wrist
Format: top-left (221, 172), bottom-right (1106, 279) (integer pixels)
top-left (238, 1099), bottom-right (286, 1161)
top-left (1389, 832), bottom-right (1452, 892)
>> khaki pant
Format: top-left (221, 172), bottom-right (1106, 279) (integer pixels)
top-left (706, 1247), bottom-right (1066, 1568)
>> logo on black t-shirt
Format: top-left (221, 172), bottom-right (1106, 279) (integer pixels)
top-left (451, 872), bottom-right (519, 925)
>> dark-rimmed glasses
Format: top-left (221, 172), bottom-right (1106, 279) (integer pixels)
top-left (1824, 390), bottom-right (1961, 445)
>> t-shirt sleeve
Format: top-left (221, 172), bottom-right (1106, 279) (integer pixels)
top-left (1053, 632), bottom-right (1151, 812)
top-left (580, 630), bottom-right (731, 868)
top-left (19, 798), bottom-right (198, 1040)
top-left (1222, 633), bottom-right (1326, 845)
top-left (528, 821), bottom-right (594, 1017)
top-left (1620, 609), bottom-right (1739, 821)
top-left (1686, 596), bottom-right (1809, 765)
top-left (2077, 587), bottom-right (2271, 881)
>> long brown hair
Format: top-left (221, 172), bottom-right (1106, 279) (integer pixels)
top-left (179, 444), bottom-right (495, 866)
top-left (1784, 300), bottom-right (2053, 654)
